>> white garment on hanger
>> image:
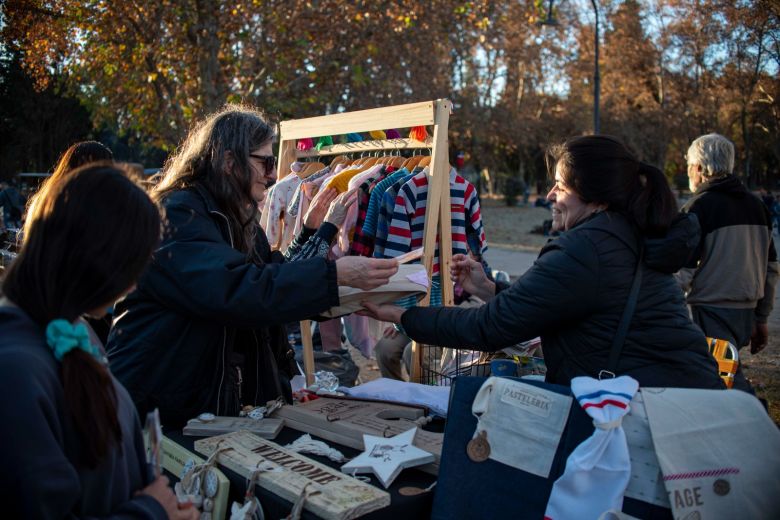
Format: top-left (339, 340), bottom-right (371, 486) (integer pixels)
top-left (259, 173), bottom-right (301, 251)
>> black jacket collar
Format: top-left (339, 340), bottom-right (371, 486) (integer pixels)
top-left (696, 174), bottom-right (747, 197)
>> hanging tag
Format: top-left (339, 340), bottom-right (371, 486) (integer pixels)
top-left (144, 408), bottom-right (162, 478)
top-left (204, 468), bottom-right (219, 498)
top-left (466, 430), bottom-right (491, 462)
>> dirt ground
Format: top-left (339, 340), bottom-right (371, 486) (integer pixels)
top-left (348, 195), bottom-right (780, 423)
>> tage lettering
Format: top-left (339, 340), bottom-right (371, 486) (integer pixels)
top-left (668, 487), bottom-right (704, 509)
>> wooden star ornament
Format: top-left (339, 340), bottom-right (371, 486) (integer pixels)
top-left (340, 427), bottom-right (435, 488)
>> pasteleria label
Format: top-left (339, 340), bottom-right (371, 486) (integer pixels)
top-left (499, 384), bottom-right (553, 418)
top-left (195, 431), bottom-right (389, 520)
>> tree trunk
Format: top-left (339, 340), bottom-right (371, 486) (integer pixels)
top-left (742, 107), bottom-right (752, 186)
top-left (196, 0), bottom-right (222, 114)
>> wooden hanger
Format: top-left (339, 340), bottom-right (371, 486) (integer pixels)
top-left (403, 152), bottom-right (425, 171)
top-left (330, 155), bottom-right (348, 168)
top-left (296, 161), bottom-right (326, 180)
top-left (390, 155), bottom-right (406, 168)
top-left (400, 153), bottom-right (417, 171)
top-left (362, 154), bottom-right (380, 167)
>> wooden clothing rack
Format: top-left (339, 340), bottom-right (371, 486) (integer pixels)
top-left (275, 99), bottom-right (454, 385)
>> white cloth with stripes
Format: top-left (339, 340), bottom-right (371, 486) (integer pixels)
top-left (544, 376), bottom-right (639, 520)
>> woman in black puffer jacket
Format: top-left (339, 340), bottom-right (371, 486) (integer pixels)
top-left (363, 135), bottom-right (723, 389)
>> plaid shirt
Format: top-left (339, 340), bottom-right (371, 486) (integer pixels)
top-left (349, 170), bottom-right (389, 257)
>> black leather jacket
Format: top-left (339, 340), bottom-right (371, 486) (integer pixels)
top-left (107, 185), bottom-right (339, 427)
top-left (402, 211), bottom-right (724, 389)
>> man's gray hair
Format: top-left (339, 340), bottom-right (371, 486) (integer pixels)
top-left (686, 133), bottom-right (734, 177)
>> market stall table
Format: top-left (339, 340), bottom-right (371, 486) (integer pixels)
top-left (165, 423), bottom-right (440, 520)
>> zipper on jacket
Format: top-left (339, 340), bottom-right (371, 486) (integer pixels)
top-left (236, 365), bottom-right (243, 405)
top-left (252, 330), bottom-right (260, 406)
top-left (211, 210), bottom-right (233, 416)
top-left (216, 328), bottom-right (227, 416)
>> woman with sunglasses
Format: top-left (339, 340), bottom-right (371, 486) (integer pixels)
top-left (106, 105), bottom-right (397, 427)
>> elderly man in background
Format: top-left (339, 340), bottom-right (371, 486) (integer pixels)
top-left (677, 133), bottom-right (779, 393)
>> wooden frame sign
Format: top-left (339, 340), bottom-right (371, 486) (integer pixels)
top-left (273, 397), bottom-right (443, 475)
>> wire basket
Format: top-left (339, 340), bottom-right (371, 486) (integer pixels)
top-left (418, 338), bottom-right (545, 386)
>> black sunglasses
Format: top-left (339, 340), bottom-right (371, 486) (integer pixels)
top-left (249, 154), bottom-right (276, 171)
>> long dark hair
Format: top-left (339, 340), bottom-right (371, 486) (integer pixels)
top-left (547, 135), bottom-right (677, 236)
top-left (154, 104), bottom-right (275, 259)
top-left (3, 164), bottom-right (161, 468)
top-left (26, 141), bottom-right (114, 221)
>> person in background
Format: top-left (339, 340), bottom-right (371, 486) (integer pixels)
top-left (0, 179), bottom-right (26, 229)
top-left (362, 135), bottom-right (723, 390)
top-left (26, 140), bottom-right (114, 218)
top-left (25, 140), bottom-right (116, 343)
top-left (0, 165), bottom-right (195, 519)
top-left (374, 327), bottom-right (413, 381)
top-left (107, 104), bottom-right (397, 427)
top-left (677, 134), bottom-right (778, 393)
top-left (773, 194), bottom-right (780, 235)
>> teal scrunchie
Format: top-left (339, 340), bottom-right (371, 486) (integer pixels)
top-left (46, 319), bottom-right (100, 361)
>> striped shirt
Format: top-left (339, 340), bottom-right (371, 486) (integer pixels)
top-left (379, 168), bottom-right (487, 275)
top-left (349, 170), bottom-right (389, 257)
top-left (361, 168), bottom-right (411, 238)
top-left (373, 169), bottom-right (416, 257)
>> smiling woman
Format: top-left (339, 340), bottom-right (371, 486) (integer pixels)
top-left (106, 104), bottom-right (398, 428)
top-left (362, 135), bottom-right (725, 391)
top-left (547, 162), bottom-right (605, 232)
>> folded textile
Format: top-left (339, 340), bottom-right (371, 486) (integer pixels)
top-left (643, 387), bottom-right (780, 519)
top-left (340, 377), bottom-right (451, 417)
top-left (544, 376), bottom-right (639, 520)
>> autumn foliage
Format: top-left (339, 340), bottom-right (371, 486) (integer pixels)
top-left (3, 0), bottom-right (779, 186)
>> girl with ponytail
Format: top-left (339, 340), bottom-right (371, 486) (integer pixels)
top-left (0, 165), bottom-right (197, 519)
top-left (362, 135), bottom-right (724, 389)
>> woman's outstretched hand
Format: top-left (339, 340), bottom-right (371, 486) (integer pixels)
top-left (450, 253), bottom-right (496, 301)
top-left (359, 301), bottom-right (405, 324)
top-left (303, 187), bottom-right (338, 229)
top-left (324, 188), bottom-right (358, 228)
top-left (336, 256), bottom-right (398, 290)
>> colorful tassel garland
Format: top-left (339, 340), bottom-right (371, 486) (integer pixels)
top-left (385, 129), bottom-right (401, 139)
top-left (369, 130), bottom-right (386, 140)
top-left (409, 126), bottom-right (429, 142)
top-left (346, 132), bottom-right (363, 142)
top-left (297, 138), bottom-right (314, 151)
top-left (315, 135), bottom-right (334, 150)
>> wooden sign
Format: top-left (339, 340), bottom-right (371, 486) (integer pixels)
top-left (273, 398), bottom-right (443, 475)
top-left (159, 437), bottom-right (230, 520)
top-left (182, 416), bottom-right (283, 439)
top-left (194, 431), bottom-right (390, 520)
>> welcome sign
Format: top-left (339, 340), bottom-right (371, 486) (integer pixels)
top-left (195, 431), bottom-right (390, 520)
